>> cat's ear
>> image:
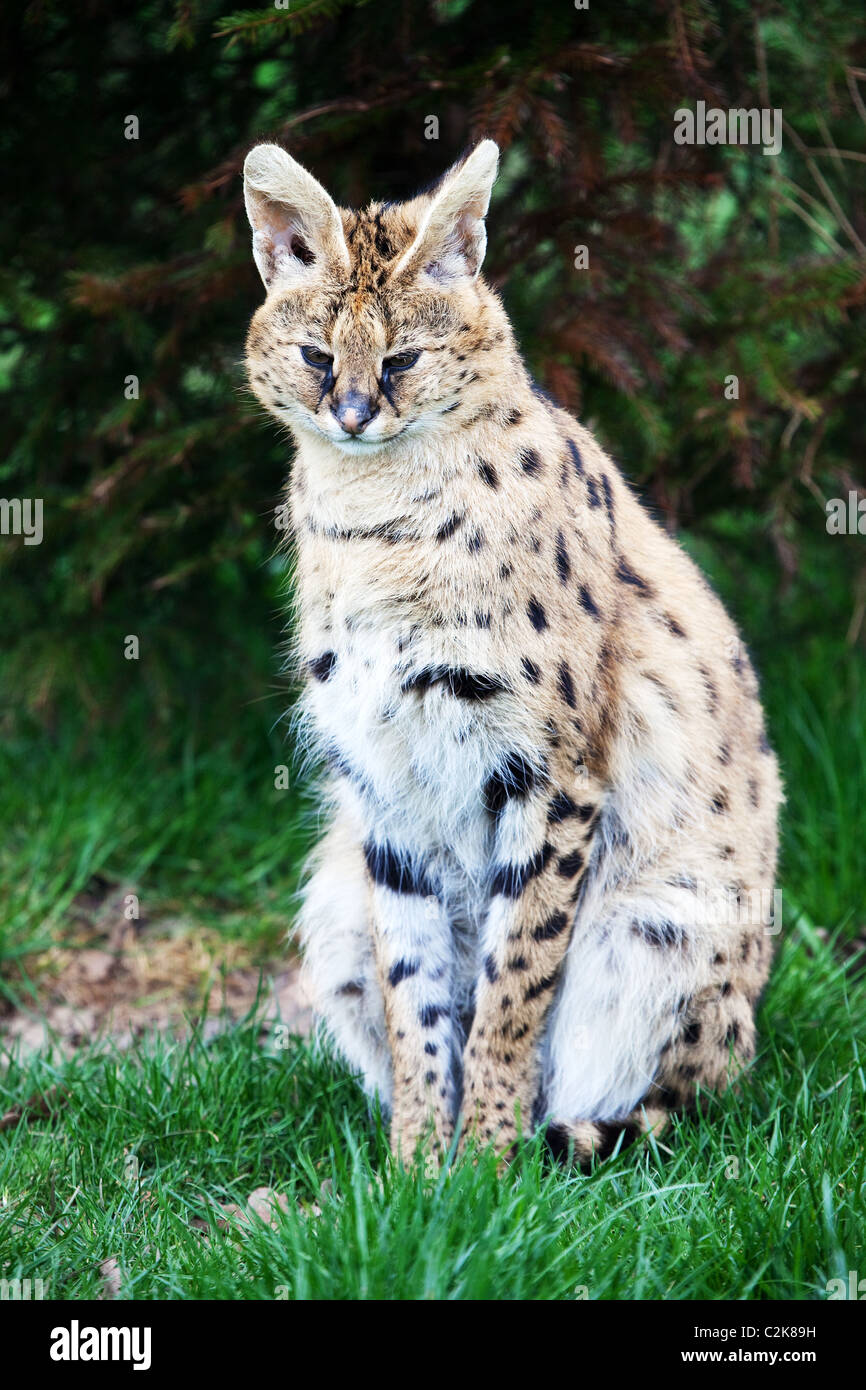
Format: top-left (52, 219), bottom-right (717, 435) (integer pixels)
top-left (243, 144), bottom-right (350, 291)
top-left (395, 139), bottom-right (499, 288)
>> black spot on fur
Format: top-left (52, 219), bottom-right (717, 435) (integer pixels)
top-left (652, 1084), bottom-right (680, 1110)
top-left (586, 476), bottom-right (601, 508)
top-left (555, 532), bottom-right (571, 584)
top-left (309, 651), bottom-right (337, 682)
top-left (601, 474), bottom-right (615, 524)
top-left (631, 919), bottom-right (684, 949)
top-left (484, 953), bottom-right (499, 984)
top-left (615, 557), bottom-right (653, 595)
top-left (484, 752), bottom-right (540, 816)
top-left (545, 1122), bottom-right (574, 1163)
top-left (548, 791), bottom-right (578, 823)
top-left (364, 841), bottom-right (435, 897)
top-left (524, 972), bottom-right (558, 1002)
top-left (593, 1120), bottom-right (640, 1161)
top-left (491, 843), bottom-right (555, 898)
top-left (519, 446), bottom-right (542, 476)
top-left (419, 1003), bottom-right (447, 1028)
top-left (521, 657), bottom-right (541, 683)
top-left (388, 958), bottom-right (420, 987)
top-left (424, 1041), bottom-right (437, 1056)
top-left (699, 666), bottom-right (720, 717)
top-left (527, 597), bottom-right (548, 631)
top-left (663, 612), bottom-right (687, 639)
top-left (402, 666), bottom-right (507, 700)
top-left (557, 849), bottom-right (584, 878)
top-left (711, 790), bottom-right (729, 815)
top-left (682, 1020), bottom-right (701, 1045)
top-left (372, 212), bottom-right (394, 260)
top-left (321, 520), bottom-right (410, 544)
top-left (558, 661), bottom-right (577, 708)
top-left (567, 439), bottom-right (584, 477)
top-left (478, 459), bottom-right (499, 488)
top-left (436, 512), bottom-right (464, 542)
top-left (467, 529), bottom-right (485, 553)
top-left (533, 910), bottom-right (570, 942)
top-left (578, 584), bottom-right (601, 620)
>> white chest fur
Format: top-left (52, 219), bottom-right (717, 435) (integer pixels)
top-left (300, 600), bottom-right (510, 884)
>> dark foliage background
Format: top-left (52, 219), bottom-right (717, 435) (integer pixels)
top-left (2, 0), bottom-right (865, 727)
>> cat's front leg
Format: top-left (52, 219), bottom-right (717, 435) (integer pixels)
top-left (460, 770), bottom-right (602, 1154)
top-left (364, 836), bottom-right (458, 1165)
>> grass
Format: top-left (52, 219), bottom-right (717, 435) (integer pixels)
top-left (0, 519), bottom-right (864, 1299)
top-left (1, 920), bottom-right (863, 1300)
top-left (686, 515), bottom-right (866, 936)
top-left (0, 700), bottom-right (313, 999)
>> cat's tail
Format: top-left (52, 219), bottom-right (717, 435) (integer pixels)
top-left (545, 1105), bottom-right (669, 1168)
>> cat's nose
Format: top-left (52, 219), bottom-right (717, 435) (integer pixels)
top-left (332, 391), bottom-right (378, 436)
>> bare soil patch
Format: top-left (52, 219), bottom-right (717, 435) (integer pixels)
top-left (1, 878), bottom-right (311, 1055)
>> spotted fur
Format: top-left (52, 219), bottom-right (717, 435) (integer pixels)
top-left (243, 140), bottom-right (783, 1166)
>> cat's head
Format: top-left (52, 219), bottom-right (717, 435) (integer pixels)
top-left (243, 140), bottom-right (507, 455)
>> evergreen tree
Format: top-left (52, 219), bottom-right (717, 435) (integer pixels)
top-left (1, 0), bottom-right (864, 721)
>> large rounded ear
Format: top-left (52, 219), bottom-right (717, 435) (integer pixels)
top-left (243, 144), bottom-right (350, 292)
top-left (393, 140), bottom-right (499, 288)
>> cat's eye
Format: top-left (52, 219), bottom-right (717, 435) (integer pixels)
top-left (300, 345), bottom-right (333, 368)
top-left (383, 351), bottom-right (420, 372)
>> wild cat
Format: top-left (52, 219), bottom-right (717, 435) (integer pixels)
top-left (243, 139), bottom-right (782, 1165)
